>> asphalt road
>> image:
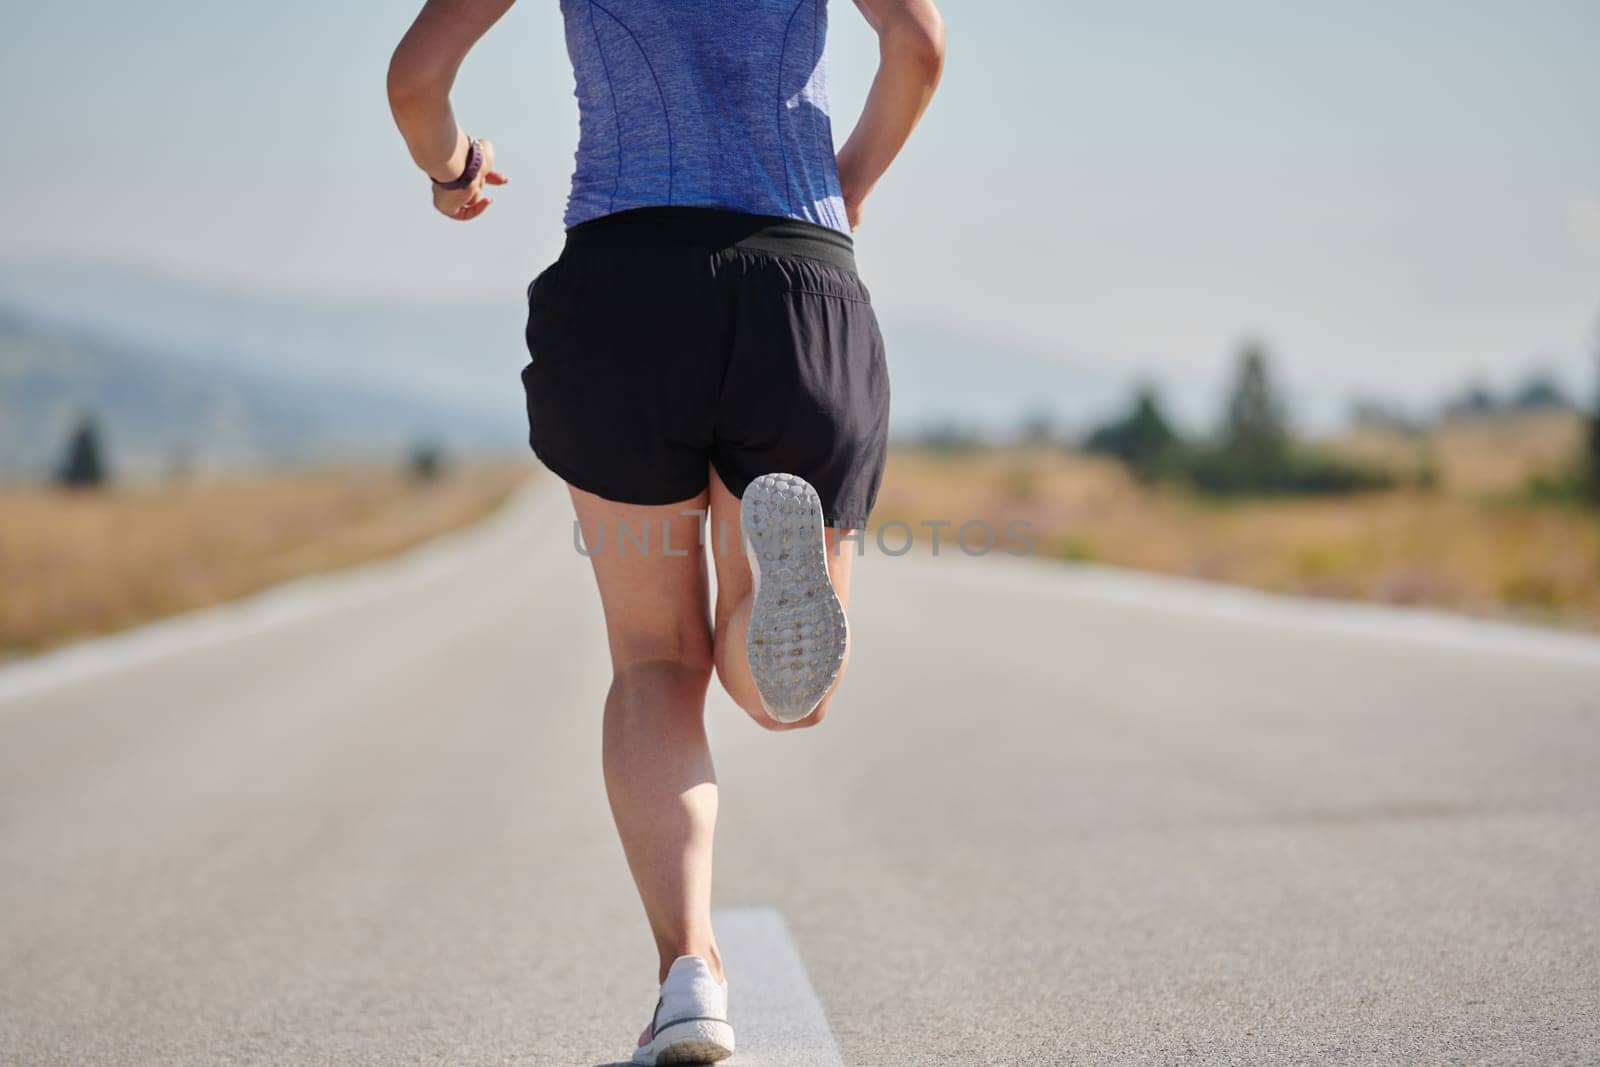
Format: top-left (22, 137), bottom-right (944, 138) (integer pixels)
top-left (2, 479), bottom-right (1597, 1065)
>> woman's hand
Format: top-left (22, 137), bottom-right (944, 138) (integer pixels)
top-left (432, 138), bottom-right (509, 221)
top-left (838, 150), bottom-right (868, 230)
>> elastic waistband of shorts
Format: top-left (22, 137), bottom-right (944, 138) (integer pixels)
top-left (564, 207), bottom-right (856, 272)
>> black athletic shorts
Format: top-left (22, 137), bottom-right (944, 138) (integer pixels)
top-left (520, 206), bottom-right (890, 529)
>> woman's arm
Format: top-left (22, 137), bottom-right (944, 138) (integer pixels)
top-left (836, 0), bottom-right (946, 230)
top-left (387, 0), bottom-right (516, 221)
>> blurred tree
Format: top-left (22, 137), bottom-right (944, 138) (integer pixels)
top-left (1510, 374), bottom-right (1571, 411)
top-left (1444, 381), bottom-right (1498, 419)
top-left (1083, 385), bottom-right (1178, 478)
top-left (1222, 341), bottom-right (1288, 463)
top-left (408, 441), bottom-right (447, 483)
top-left (1521, 326), bottom-right (1598, 505)
top-left (1177, 343), bottom-right (1391, 497)
top-left (1588, 334), bottom-right (1600, 503)
top-left (55, 414), bottom-right (109, 489)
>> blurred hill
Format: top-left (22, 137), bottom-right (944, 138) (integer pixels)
top-left (0, 308), bottom-right (522, 481)
top-left (0, 259), bottom-right (540, 480)
top-left (0, 261), bottom-right (526, 413)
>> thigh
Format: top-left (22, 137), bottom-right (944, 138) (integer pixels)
top-left (569, 484), bottom-right (714, 670)
top-left (707, 467), bottom-right (856, 633)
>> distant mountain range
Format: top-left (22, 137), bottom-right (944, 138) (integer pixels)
top-left (0, 307), bottom-right (525, 481)
top-left (0, 262), bottom-right (537, 481)
top-left (0, 259), bottom-right (1198, 482)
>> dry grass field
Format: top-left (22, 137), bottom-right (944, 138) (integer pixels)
top-left (877, 419), bottom-right (1600, 633)
top-left (0, 463), bottom-right (532, 658)
top-left (1325, 409), bottom-right (1587, 494)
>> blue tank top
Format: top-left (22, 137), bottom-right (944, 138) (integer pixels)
top-left (558, 0), bottom-right (850, 234)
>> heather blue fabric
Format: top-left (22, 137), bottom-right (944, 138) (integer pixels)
top-left (559, 0), bottom-right (850, 234)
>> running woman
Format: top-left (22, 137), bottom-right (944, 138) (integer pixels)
top-left (388, 2), bottom-right (943, 1061)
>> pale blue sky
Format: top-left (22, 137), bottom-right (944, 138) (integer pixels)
top-left (2, 0), bottom-right (1597, 415)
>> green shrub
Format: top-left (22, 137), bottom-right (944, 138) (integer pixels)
top-left (55, 415), bottom-right (110, 490)
top-left (1175, 445), bottom-right (1393, 497)
top-left (1083, 385), bottom-right (1179, 480)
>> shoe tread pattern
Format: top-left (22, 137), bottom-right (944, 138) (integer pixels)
top-left (742, 473), bottom-right (848, 723)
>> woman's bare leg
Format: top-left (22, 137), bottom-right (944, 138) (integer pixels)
top-left (568, 485), bottom-right (724, 985)
top-left (707, 469), bottom-right (856, 731)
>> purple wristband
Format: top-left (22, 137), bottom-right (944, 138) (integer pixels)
top-left (433, 138), bottom-right (483, 190)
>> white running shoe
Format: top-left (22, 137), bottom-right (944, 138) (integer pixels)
top-left (741, 473), bottom-right (849, 723)
top-left (632, 955), bottom-right (734, 1065)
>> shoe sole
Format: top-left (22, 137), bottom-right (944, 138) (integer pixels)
top-left (632, 1019), bottom-right (735, 1065)
top-left (741, 473), bottom-right (848, 724)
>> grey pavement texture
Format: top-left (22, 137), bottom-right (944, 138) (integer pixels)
top-left (2, 479), bottom-right (1597, 1065)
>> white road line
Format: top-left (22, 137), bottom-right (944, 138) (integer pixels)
top-left (713, 907), bottom-right (844, 1067)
